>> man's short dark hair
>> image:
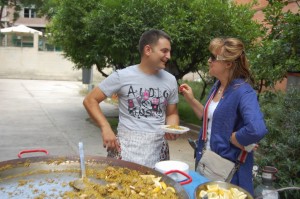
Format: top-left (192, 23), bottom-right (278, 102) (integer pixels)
top-left (138, 29), bottom-right (171, 55)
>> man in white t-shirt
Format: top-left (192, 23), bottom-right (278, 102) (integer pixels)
top-left (83, 29), bottom-right (179, 168)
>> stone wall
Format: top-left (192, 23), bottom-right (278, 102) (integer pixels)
top-left (0, 46), bottom-right (109, 82)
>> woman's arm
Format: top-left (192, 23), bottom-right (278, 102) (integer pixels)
top-left (234, 91), bottom-right (268, 146)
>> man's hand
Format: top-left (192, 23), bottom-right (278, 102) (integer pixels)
top-left (164, 133), bottom-right (180, 140)
top-left (83, 87), bottom-right (120, 151)
top-left (101, 126), bottom-right (120, 151)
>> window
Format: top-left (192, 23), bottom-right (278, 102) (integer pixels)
top-left (24, 8), bottom-right (36, 18)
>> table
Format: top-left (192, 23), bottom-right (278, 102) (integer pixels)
top-left (182, 171), bottom-right (209, 199)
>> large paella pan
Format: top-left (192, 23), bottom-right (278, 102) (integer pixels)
top-left (0, 155), bottom-right (189, 198)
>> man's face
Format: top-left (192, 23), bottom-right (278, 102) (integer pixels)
top-left (148, 38), bottom-right (171, 70)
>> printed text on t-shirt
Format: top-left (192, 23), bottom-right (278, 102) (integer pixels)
top-left (127, 85), bottom-right (169, 119)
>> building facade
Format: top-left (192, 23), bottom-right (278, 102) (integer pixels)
top-left (235, 0), bottom-right (299, 22)
top-left (1, 4), bottom-right (47, 30)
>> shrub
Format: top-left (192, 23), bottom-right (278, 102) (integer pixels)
top-left (255, 88), bottom-right (300, 198)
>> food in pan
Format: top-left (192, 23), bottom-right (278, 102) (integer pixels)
top-left (0, 158), bottom-right (182, 199)
top-left (65, 166), bottom-right (178, 199)
top-left (199, 184), bottom-right (247, 199)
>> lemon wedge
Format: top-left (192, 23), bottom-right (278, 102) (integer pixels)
top-left (222, 192), bottom-right (230, 199)
top-left (152, 186), bottom-right (161, 193)
top-left (207, 192), bottom-right (219, 199)
top-left (238, 194), bottom-right (247, 199)
top-left (166, 187), bottom-right (176, 193)
top-left (207, 184), bottom-right (219, 192)
top-left (199, 190), bottom-right (208, 197)
top-left (218, 188), bottom-right (230, 195)
top-left (160, 182), bottom-right (167, 190)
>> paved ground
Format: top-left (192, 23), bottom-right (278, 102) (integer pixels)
top-left (0, 79), bottom-right (198, 170)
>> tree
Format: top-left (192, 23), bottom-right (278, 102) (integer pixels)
top-left (35, 0), bottom-right (60, 20)
top-left (160, 0), bottom-right (263, 97)
top-left (49, 0), bottom-right (263, 80)
top-left (249, 0), bottom-right (300, 92)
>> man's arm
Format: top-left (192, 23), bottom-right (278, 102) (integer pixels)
top-left (166, 103), bottom-right (179, 125)
top-left (83, 87), bottom-right (120, 150)
top-left (165, 103), bottom-right (180, 140)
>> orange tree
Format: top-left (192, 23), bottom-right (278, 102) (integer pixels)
top-left (48, 0), bottom-right (263, 79)
top-left (249, 0), bottom-right (300, 92)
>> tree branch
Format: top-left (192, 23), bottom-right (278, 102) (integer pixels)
top-left (196, 70), bottom-right (207, 100)
top-left (258, 79), bottom-right (263, 94)
top-left (95, 64), bottom-right (108, 77)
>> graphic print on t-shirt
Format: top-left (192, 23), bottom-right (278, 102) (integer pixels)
top-left (127, 85), bottom-right (169, 119)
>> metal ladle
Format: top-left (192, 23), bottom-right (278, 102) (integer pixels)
top-left (71, 142), bottom-right (87, 190)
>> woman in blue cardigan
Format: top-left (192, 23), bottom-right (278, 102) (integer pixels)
top-left (180, 37), bottom-right (268, 195)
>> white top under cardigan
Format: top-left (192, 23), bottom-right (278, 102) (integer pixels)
top-left (206, 100), bottom-right (219, 150)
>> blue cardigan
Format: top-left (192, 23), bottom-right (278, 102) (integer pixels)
top-left (196, 79), bottom-right (268, 195)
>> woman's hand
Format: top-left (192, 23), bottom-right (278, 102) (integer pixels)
top-left (230, 132), bottom-right (259, 152)
top-left (179, 84), bottom-right (195, 103)
top-left (244, 143), bottom-right (259, 152)
top-left (179, 83), bottom-right (205, 120)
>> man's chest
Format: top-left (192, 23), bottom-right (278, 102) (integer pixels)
top-left (118, 84), bottom-right (172, 119)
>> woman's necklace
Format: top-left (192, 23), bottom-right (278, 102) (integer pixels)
top-left (218, 87), bottom-right (223, 94)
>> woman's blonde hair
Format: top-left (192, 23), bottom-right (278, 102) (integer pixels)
top-left (209, 37), bottom-right (254, 85)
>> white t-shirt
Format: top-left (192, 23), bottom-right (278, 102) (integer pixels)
top-left (99, 65), bottom-right (179, 134)
top-left (206, 100), bottom-right (219, 150)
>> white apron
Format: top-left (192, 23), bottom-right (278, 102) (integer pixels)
top-left (107, 130), bottom-right (169, 168)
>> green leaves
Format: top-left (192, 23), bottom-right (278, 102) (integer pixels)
top-left (256, 89), bottom-right (300, 198)
top-left (47, 0), bottom-right (263, 78)
top-left (250, 39), bottom-right (287, 88)
top-left (47, 0), bottom-right (299, 90)
top-left (250, 0), bottom-right (300, 91)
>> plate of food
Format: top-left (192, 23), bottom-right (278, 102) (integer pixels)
top-left (161, 125), bottom-right (190, 134)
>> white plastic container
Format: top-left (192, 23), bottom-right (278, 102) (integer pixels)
top-left (155, 160), bottom-right (189, 182)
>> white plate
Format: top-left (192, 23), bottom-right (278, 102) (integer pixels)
top-left (161, 125), bottom-right (190, 134)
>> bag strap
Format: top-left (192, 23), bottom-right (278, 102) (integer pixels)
top-left (201, 88), bottom-right (216, 142)
top-left (238, 150), bottom-right (248, 163)
top-left (226, 150), bottom-right (248, 182)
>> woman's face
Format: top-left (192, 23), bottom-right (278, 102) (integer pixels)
top-left (208, 53), bottom-right (229, 79)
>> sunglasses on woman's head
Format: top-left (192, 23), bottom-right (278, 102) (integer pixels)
top-left (209, 53), bottom-right (226, 62)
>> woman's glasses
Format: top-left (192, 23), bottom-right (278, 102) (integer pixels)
top-left (209, 53), bottom-right (226, 62)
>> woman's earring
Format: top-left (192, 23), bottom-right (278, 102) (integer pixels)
top-left (226, 62), bottom-right (232, 68)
